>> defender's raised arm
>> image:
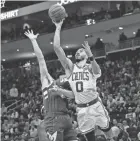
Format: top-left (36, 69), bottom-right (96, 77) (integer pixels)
top-left (24, 30), bottom-right (53, 85)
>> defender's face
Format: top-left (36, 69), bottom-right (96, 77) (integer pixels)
top-left (75, 48), bottom-right (87, 60)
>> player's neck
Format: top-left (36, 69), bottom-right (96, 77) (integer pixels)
top-left (76, 59), bottom-right (87, 68)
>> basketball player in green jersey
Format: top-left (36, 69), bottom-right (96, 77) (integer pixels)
top-left (52, 19), bottom-right (114, 141)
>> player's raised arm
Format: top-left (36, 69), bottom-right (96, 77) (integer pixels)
top-left (82, 41), bottom-right (101, 78)
top-left (24, 30), bottom-right (53, 85)
top-left (53, 20), bottom-right (73, 77)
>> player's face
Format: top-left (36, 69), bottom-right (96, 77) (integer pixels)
top-left (75, 48), bottom-right (88, 60)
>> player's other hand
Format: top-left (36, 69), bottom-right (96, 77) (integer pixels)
top-left (52, 19), bottom-right (64, 29)
top-left (82, 41), bottom-right (93, 57)
top-left (24, 30), bottom-right (39, 41)
top-left (48, 85), bottom-right (58, 93)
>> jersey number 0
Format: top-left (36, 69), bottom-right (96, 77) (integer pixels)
top-left (76, 81), bottom-right (83, 92)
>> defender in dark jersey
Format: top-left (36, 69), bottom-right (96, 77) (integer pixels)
top-left (38, 80), bottom-right (77, 141)
top-left (24, 30), bottom-right (77, 141)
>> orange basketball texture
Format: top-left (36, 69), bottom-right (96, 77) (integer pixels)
top-left (48, 4), bottom-right (68, 23)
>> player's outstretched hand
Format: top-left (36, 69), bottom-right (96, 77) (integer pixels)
top-left (52, 19), bottom-right (64, 29)
top-left (49, 87), bottom-right (58, 93)
top-left (49, 87), bottom-right (66, 98)
top-left (82, 41), bottom-right (93, 57)
top-left (24, 30), bottom-right (39, 41)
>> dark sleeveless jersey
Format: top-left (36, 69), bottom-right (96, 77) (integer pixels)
top-left (42, 79), bottom-right (70, 113)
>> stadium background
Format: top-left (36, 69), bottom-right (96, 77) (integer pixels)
top-left (1, 1), bottom-right (140, 141)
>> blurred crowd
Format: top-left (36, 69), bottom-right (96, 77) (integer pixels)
top-left (2, 1), bottom-right (140, 44)
top-left (1, 49), bottom-right (140, 141)
top-left (1, 8), bottom-right (120, 43)
top-left (119, 29), bottom-right (140, 42)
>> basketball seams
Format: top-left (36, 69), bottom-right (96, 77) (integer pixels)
top-left (48, 4), bottom-right (67, 22)
top-left (49, 9), bottom-right (65, 17)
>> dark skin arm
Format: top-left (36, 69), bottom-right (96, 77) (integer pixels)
top-left (49, 87), bottom-right (75, 99)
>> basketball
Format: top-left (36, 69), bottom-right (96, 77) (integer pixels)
top-left (48, 4), bottom-right (68, 23)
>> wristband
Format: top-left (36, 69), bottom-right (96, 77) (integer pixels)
top-left (89, 56), bottom-right (94, 62)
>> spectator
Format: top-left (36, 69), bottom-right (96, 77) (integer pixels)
top-left (120, 1), bottom-right (126, 16)
top-left (31, 115), bottom-right (42, 127)
top-left (104, 11), bottom-right (111, 20)
top-left (136, 29), bottom-right (140, 38)
top-left (12, 121), bottom-right (19, 128)
top-left (115, 93), bottom-right (126, 106)
top-left (20, 93), bottom-right (26, 99)
top-left (111, 126), bottom-right (120, 139)
top-left (2, 118), bottom-right (10, 132)
top-left (122, 120), bottom-right (129, 131)
top-left (133, 7), bottom-right (140, 14)
top-left (119, 32), bottom-right (127, 42)
top-left (29, 125), bottom-right (38, 140)
top-left (14, 127), bottom-right (20, 135)
top-left (125, 107), bottom-right (136, 120)
top-left (112, 119), bottom-right (118, 126)
top-left (1, 103), bottom-right (7, 115)
top-left (132, 1), bottom-right (140, 10)
top-left (4, 133), bottom-right (10, 141)
top-left (9, 84), bottom-right (18, 98)
top-left (135, 105), bottom-right (140, 116)
top-left (94, 38), bottom-right (105, 50)
top-left (11, 110), bottom-right (19, 119)
top-left (107, 94), bottom-right (117, 112)
top-left (138, 132), bottom-right (140, 141)
top-left (127, 122), bottom-right (138, 140)
top-left (24, 121), bottom-right (30, 132)
top-left (28, 110), bottom-right (34, 120)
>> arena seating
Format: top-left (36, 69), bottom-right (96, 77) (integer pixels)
top-left (1, 48), bottom-right (140, 141)
top-left (1, 2), bottom-right (140, 43)
top-left (1, 1), bottom-right (140, 141)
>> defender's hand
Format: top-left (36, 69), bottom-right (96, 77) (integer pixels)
top-left (48, 85), bottom-right (59, 93)
top-left (82, 41), bottom-right (93, 57)
top-left (49, 87), bottom-right (65, 98)
top-left (49, 87), bottom-right (58, 93)
top-left (24, 30), bottom-right (39, 40)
